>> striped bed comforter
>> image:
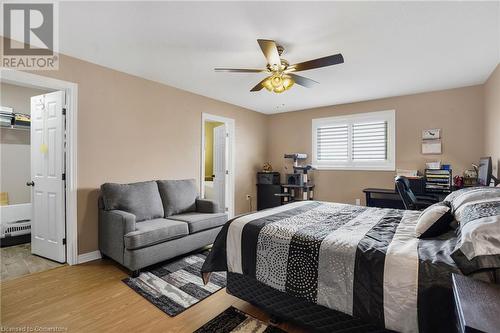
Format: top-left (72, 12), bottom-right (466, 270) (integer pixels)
top-left (201, 201), bottom-right (461, 333)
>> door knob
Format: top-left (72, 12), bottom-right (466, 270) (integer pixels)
top-left (26, 181), bottom-right (35, 187)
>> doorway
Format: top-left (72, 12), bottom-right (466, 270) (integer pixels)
top-left (201, 113), bottom-right (235, 218)
top-left (0, 70), bottom-right (78, 277)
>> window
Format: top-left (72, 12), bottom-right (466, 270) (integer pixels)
top-left (312, 110), bottom-right (395, 170)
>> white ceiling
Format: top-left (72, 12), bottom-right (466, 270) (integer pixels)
top-left (59, 1), bottom-right (500, 114)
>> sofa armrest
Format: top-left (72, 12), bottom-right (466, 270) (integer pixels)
top-left (98, 209), bottom-right (136, 264)
top-left (196, 198), bottom-right (219, 213)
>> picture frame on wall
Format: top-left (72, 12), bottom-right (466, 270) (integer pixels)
top-left (422, 128), bottom-right (442, 155)
top-left (422, 129), bottom-right (441, 140)
top-left (422, 139), bottom-right (442, 154)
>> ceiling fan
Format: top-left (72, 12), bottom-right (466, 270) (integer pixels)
top-left (215, 39), bottom-right (344, 94)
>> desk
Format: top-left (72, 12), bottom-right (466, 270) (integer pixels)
top-left (363, 188), bottom-right (451, 209)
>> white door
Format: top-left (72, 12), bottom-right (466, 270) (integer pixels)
top-left (30, 91), bottom-right (66, 263)
top-left (213, 125), bottom-right (227, 213)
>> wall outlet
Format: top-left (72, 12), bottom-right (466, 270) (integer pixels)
top-left (246, 194), bottom-right (251, 201)
top-left (355, 198), bottom-right (361, 206)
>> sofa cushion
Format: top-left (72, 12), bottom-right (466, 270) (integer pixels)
top-left (101, 181), bottom-right (164, 222)
top-left (124, 218), bottom-right (188, 250)
top-left (157, 179), bottom-right (198, 216)
top-left (168, 212), bottom-right (227, 234)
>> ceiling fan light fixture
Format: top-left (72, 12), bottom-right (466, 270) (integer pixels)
top-left (273, 85), bottom-right (285, 94)
top-left (271, 74), bottom-right (283, 88)
top-left (282, 75), bottom-right (294, 90)
top-left (262, 77), bottom-right (274, 91)
top-left (263, 73), bottom-right (294, 94)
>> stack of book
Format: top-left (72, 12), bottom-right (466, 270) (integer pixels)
top-left (425, 169), bottom-right (452, 192)
top-left (0, 106), bottom-right (13, 127)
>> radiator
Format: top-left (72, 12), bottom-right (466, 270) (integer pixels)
top-left (0, 203), bottom-right (32, 238)
top-left (1, 220), bottom-right (31, 237)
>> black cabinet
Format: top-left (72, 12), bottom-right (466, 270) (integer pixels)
top-left (257, 184), bottom-right (281, 211)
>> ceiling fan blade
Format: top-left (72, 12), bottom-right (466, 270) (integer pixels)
top-left (257, 39), bottom-right (281, 67)
top-left (289, 53), bottom-right (344, 72)
top-left (250, 77), bottom-right (269, 92)
top-left (289, 73), bottom-right (318, 88)
top-left (214, 68), bottom-right (266, 73)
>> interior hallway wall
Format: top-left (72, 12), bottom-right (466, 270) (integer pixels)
top-left (204, 121), bottom-right (224, 180)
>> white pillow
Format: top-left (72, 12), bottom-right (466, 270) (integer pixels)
top-left (415, 202), bottom-right (454, 238)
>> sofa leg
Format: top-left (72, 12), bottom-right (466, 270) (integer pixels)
top-left (131, 270), bottom-right (140, 278)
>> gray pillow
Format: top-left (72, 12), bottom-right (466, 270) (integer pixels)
top-left (451, 198), bottom-right (500, 274)
top-left (157, 179), bottom-right (198, 216)
top-left (101, 181), bottom-right (164, 222)
top-left (446, 187), bottom-right (500, 213)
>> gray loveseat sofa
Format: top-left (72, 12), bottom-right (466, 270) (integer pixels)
top-left (98, 179), bottom-right (227, 276)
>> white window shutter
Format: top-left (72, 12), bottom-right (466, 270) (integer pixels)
top-left (316, 125), bottom-right (349, 161)
top-left (352, 121), bottom-right (387, 161)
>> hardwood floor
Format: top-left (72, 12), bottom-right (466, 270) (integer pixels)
top-left (0, 259), bottom-right (308, 332)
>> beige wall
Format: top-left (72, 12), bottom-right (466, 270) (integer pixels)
top-left (9, 54), bottom-right (267, 254)
top-left (0, 83), bottom-right (52, 205)
top-left (484, 64), bottom-right (500, 177)
top-left (267, 86), bottom-right (485, 205)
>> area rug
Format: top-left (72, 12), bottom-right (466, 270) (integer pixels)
top-left (123, 250), bottom-right (226, 316)
top-left (194, 306), bottom-right (286, 333)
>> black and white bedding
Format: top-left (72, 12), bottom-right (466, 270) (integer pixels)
top-left (202, 201), bottom-right (463, 333)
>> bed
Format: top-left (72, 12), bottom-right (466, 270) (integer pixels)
top-left (201, 197), bottom-right (499, 333)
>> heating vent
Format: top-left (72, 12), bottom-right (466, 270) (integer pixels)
top-left (1, 220), bottom-right (31, 238)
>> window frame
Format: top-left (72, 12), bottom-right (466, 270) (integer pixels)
top-left (312, 110), bottom-right (396, 171)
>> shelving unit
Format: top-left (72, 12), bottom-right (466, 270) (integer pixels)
top-left (425, 169), bottom-right (452, 192)
top-left (279, 183), bottom-right (315, 203)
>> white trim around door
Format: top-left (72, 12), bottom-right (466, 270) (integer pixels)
top-left (1, 69), bottom-right (79, 265)
top-left (200, 113), bottom-right (235, 219)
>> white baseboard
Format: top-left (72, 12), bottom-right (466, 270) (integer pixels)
top-left (77, 250), bottom-right (102, 264)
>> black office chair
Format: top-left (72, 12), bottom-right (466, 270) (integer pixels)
top-left (395, 176), bottom-right (435, 210)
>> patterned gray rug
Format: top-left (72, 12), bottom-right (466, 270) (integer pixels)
top-left (123, 250), bottom-right (226, 316)
top-left (194, 306), bottom-right (286, 333)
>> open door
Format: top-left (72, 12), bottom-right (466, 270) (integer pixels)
top-left (29, 91), bottom-right (66, 263)
top-left (213, 124), bottom-right (227, 213)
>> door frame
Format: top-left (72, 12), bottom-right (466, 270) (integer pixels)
top-left (1, 69), bottom-right (79, 265)
top-left (200, 113), bottom-right (235, 218)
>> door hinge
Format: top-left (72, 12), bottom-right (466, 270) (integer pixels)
top-left (225, 170), bottom-right (229, 175)
top-left (62, 108), bottom-right (67, 115)
top-left (62, 173), bottom-right (66, 181)
top-left (62, 238), bottom-right (66, 245)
